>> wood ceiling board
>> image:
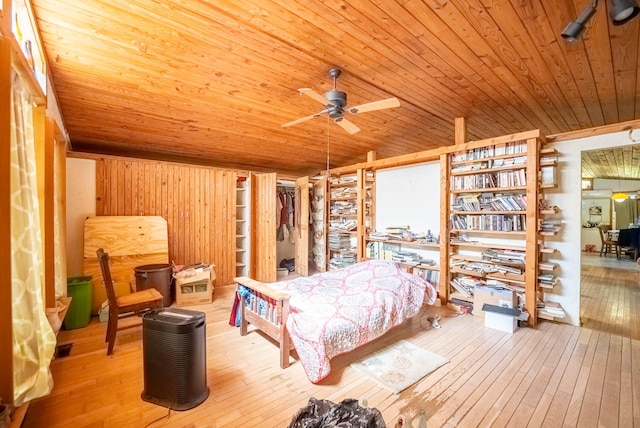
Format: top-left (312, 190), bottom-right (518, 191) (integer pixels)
top-left (31, 0), bottom-right (640, 175)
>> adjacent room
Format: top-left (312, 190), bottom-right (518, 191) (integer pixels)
top-left (2, 1), bottom-right (640, 427)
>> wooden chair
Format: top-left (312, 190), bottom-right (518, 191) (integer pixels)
top-left (598, 225), bottom-right (620, 259)
top-left (97, 248), bottom-right (164, 355)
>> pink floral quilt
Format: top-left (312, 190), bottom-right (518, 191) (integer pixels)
top-left (271, 260), bottom-right (437, 383)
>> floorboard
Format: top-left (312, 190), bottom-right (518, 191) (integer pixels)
top-left (22, 261), bottom-right (639, 427)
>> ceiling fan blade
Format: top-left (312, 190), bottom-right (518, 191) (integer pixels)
top-left (282, 109), bottom-right (329, 128)
top-left (348, 97), bottom-right (400, 114)
top-left (334, 118), bottom-right (361, 135)
top-left (299, 88), bottom-right (330, 105)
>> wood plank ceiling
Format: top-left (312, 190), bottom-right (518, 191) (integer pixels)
top-left (31, 0), bottom-right (640, 176)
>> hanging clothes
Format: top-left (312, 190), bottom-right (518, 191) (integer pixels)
top-left (277, 187), bottom-right (295, 242)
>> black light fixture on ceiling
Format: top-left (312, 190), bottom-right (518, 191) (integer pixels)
top-left (562, 1), bottom-right (597, 41)
top-left (610, 0), bottom-right (640, 24)
top-left (561, 0), bottom-right (640, 41)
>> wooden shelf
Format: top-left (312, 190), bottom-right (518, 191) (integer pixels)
top-left (450, 186), bottom-right (527, 194)
top-left (452, 210), bottom-right (526, 215)
top-left (539, 207), bottom-right (559, 215)
top-left (539, 247), bottom-right (558, 254)
top-left (450, 241), bottom-right (526, 251)
top-left (448, 291), bottom-right (473, 303)
top-left (52, 296), bottom-right (72, 336)
top-left (450, 229), bottom-right (526, 235)
top-left (366, 237), bottom-right (440, 249)
top-left (451, 163), bottom-right (527, 176)
top-left (540, 183), bottom-right (558, 189)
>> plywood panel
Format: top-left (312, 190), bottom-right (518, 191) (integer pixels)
top-left (94, 157), bottom-right (238, 286)
top-left (83, 216), bottom-right (168, 257)
top-left (83, 216), bottom-right (168, 287)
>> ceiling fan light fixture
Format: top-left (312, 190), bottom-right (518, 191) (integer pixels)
top-left (610, 0), bottom-right (640, 24)
top-left (612, 192), bottom-right (629, 202)
top-left (561, 2), bottom-right (597, 41)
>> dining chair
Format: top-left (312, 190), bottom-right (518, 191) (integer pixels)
top-left (598, 225), bottom-right (620, 259)
top-left (97, 248), bottom-right (164, 355)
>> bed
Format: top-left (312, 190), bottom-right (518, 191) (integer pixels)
top-left (234, 259), bottom-right (438, 383)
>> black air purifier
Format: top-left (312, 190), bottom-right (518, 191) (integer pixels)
top-left (141, 308), bottom-right (209, 410)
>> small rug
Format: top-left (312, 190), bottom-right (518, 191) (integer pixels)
top-left (351, 340), bottom-right (448, 394)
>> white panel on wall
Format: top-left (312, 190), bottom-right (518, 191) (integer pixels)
top-left (66, 158), bottom-right (96, 276)
top-left (376, 162), bottom-right (441, 236)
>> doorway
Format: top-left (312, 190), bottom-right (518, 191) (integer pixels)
top-left (579, 145), bottom-right (640, 340)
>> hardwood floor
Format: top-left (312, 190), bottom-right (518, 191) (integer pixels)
top-left (580, 253), bottom-right (640, 341)
top-left (25, 278), bottom-right (639, 427)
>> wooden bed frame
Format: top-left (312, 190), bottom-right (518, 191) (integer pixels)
top-left (234, 276), bottom-right (293, 369)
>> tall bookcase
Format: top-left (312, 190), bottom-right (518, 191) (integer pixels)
top-left (441, 130), bottom-right (550, 325)
top-left (327, 169), bottom-right (375, 270)
top-left (236, 176), bottom-right (250, 277)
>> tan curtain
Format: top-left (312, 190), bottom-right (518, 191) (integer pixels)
top-left (11, 68), bottom-right (56, 406)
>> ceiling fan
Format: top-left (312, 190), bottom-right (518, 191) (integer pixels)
top-left (282, 67), bottom-right (400, 135)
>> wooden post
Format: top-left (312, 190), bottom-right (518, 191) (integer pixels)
top-left (0, 35), bottom-right (14, 405)
top-left (455, 117), bottom-right (467, 146)
top-left (366, 150), bottom-right (377, 162)
top-left (525, 137), bottom-right (540, 325)
top-left (439, 153), bottom-right (451, 305)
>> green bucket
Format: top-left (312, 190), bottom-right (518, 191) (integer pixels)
top-left (64, 276), bottom-right (93, 330)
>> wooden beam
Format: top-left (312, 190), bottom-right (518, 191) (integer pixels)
top-left (44, 116), bottom-right (55, 307)
top-left (329, 129), bottom-right (542, 175)
top-left (454, 117), bottom-right (467, 145)
top-left (546, 119), bottom-right (640, 143)
top-left (0, 35), bottom-right (14, 405)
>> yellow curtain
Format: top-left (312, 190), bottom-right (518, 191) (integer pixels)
top-left (10, 68), bottom-right (56, 406)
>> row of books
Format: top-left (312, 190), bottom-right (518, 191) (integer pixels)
top-left (451, 169), bottom-right (526, 190)
top-left (328, 232), bottom-right (353, 250)
top-left (452, 193), bottom-right (526, 212)
top-left (482, 248), bottom-right (525, 263)
top-left (413, 267), bottom-right (439, 286)
top-left (450, 214), bottom-right (527, 232)
top-left (450, 141), bottom-right (527, 162)
top-left (330, 200), bottom-right (357, 215)
top-left (328, 251), bottom-right (356, 270)
top-left (330, 187), bottom-right (357, 199)
top-left (538, 273), bottom-right (558, 288)
top-left (537, 300), bottom-right (565, 318)
top-left (539, 219), bottom-right (562, 233)
top-left (450, 276), bottom-right (484, 297)
top-left (329, 219), bottom-right (357, 231)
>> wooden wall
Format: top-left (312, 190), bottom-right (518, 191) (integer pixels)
top-left (95, 157), bottom-right (238, 286)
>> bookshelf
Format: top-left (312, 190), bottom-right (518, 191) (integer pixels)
top-left (327, 169), bottom-right (374, 270)
top-left (442, 131), bottom-right (543, 325)
top-left (236, 177), bottom-right (250, 277)
top-left (536, 148), bottom-right (565, 320)
top-left (364, 235), bottom-right (439, 286)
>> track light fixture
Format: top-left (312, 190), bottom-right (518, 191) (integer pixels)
top-left (561, 0), bottom-right (640, 42)
top-left (562, 1), bottom-right (597, 41)
top-left (610, 0), bottom-right (640, 24)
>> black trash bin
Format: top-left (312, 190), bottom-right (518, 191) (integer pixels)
top-left (135, 264), bottom-right (173, 307)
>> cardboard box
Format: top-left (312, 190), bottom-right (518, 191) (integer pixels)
top-left (174, 265), bottom-right (215, 306)
top-left (472, 286), bottom-right (517, 318)
top-left (483, 304), bottom-right (519, 333)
